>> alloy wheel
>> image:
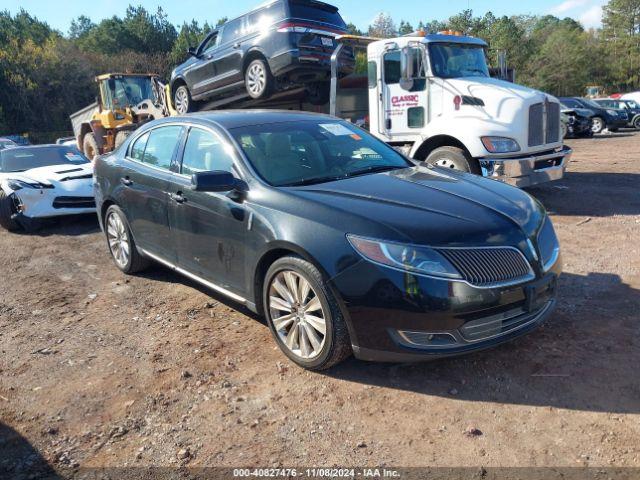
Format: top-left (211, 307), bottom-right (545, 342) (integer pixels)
top-left (592, 117), bottom-right (604, 133)
top-left (174, 87), bottom-right (189, 115)
top-left (106, 212), bottom-right (130, 268)
top-left (247, 63), bottom-right (266, 97)
top-left (268, 270), bottom-right (327, 360)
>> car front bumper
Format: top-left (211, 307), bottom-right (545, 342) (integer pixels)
top-left (8, 187), bottom-right (96, 222)
top-left (479, 145), bottom-right (572, 188)
top-left (331, 258), bottom-right (561, 362)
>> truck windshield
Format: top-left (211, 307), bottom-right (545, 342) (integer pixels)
top-left (230, 120), bottom-right (410, 187)
top-left (108, 77), bottom-right (154, 108)
top-left (429, 43), bottom-right (489, 79)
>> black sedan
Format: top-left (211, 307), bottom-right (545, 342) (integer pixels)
top-left (559, 97), bottom-right (628, 133)
top-left (93, 112), bottom-right (562, 370)
top-left (560, 104), bottom-right (593, 138)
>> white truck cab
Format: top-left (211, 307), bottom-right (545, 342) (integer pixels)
top-left (332, 33), bottom-right (572, 187)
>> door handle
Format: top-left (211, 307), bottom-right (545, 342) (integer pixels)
top-left (170, 192), bottom-right (186, 204)
top-left (121, 176), bottom-right (133, 186)
top-left (233, 42), bottom-right (241, 49)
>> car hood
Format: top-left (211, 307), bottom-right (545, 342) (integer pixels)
top-left (562, 107), bottom-right (594, 117)
top-left (289, 166), bottom-right (545, 247)
top-left (0, 163), bottom-right (93, 188)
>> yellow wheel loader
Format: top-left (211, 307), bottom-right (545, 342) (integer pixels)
top-left (71, 73), bottom-right (176, 160)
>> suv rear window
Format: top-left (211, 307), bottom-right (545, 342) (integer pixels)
top-left (288, 1), bottom-right (346, 28)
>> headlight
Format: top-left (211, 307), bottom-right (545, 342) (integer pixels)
top-left (5, 179), bottom-right (50, 191)
top-left (481, 137), bottom-right (520, 153)
top-left (347, 235), bottom-right (462, 279)
top-left (537, 217), bottom-right (560, 272)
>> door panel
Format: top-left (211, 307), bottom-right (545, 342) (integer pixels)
top-left (210, 18), bottom-right (245, 89)
top-left (189, 33), bottom-right (220, 96)
top-left (167, 127), bottom-right (248, 294)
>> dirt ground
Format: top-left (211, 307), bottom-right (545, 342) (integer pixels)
top-left (1, 131), bottom-right (639, 479)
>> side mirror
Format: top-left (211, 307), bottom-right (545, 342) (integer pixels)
top-left (400, 46), bottom-right (415, 91)
top-left (187, 46), bottom-right (199, 58)
top-left (191, 171), bottom-right (238, 192)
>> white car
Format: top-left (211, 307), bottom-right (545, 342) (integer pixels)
top-left (0, 138), bottom-right (18, 150)
top-left (0, 145), bottom-right (96, 231)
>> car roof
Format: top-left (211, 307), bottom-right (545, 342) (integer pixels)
top-left (150, 110), bottom-right (339, 130)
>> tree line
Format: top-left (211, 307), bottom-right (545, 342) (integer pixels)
top-left (0, 0), bottom-right (639, 138)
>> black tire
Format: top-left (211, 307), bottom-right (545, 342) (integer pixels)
top-left (114, 131), bottom-right (132, 150)
top-left (561, 121), bottom-right (568, 139)
top-left (306, 82), bottom-right (330, 106)
top-left (263, 256), bottom-right (352, 370)
top-left (104, 205), bottom-right (150, 274)
top-left (245, 58), bottom-right (273, 100)
top-left (633, 116), bottom-right (640, 130)
top-left (424, 146), bottom-right (481, 174)
top-left (83, 132), bottom-right (100, 161)
top-left (591, 116), bottom-right (605, 134)
top-left (173, 84), bottom-right (193, 115)
top-left (0, 190), bottom-right (20, 231)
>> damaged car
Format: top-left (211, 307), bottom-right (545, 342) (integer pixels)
top-left (0, 145), bottom-right (96, 231)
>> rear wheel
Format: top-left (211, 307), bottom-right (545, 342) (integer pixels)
top-left (104, 205), bottom-right (150, 274)
top-left (591, 116), bottom-right (605, 134)
top-left (83, 132), bottom-right (99, 161)
top-left (263, 256), bottom-right (351, 370)
top-left (424, 146), bottom-right (481, 174)
top-left (245, 58), bottom-right (273, 100)
top-left (306, 82), bottom-right (330, 106)
top-left (0, 191), bottom-right (20, 231)
top-left (173, 85), bottom-right (193, 115)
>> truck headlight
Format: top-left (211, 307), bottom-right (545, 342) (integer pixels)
top-left (481, 137), bottom-right (520, 153)
top-left (347, 235), bottom-right (462, 279)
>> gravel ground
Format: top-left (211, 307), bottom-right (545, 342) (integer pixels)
top-left (1, 131), bottom-right (639, 479)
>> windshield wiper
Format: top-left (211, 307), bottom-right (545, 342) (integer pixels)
top-left (281, 166), bottom-right (405, 187)
top-left (343, 165), bottom-right (405, 178)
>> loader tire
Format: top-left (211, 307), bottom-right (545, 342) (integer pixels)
top-left (83, 133), bottom-right (100, 161)
top-left (0, 191), bottom-right (20, 232)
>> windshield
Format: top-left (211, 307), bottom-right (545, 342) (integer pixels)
top-left (625, 100), bottom-right (638, 108)
top-left (429, 43), bottom-right (489, 79)
top-left (0, 147), bottom-right (89, 173)
top-left (107, 76), bottom-right (154, 108)
top-left (230, 120), bottom-right (411, 187)
top-left (582, 99), bottom-right (603, 109)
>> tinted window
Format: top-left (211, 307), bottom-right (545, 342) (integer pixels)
top-left (220, 18), bottom-right (243, 44)
top-left (181, 128), bottom-right (235, 176)
top-left (141, 126), bottom-right (183, 170)
top-left (246, 3), bottom-right (286, 34)
top-left (130, 132), bottom-right (149, 161)
top-left (384, 51), bottom-right (401, 84)
top-left (201, 32), bottom-right (219, 53)
top-left (408, 107), bottom-right (425, 128)
top-left (289, 2), bottom-right (346, 28)
top-left (0, 147), bottom-right (89, 173)
top-left (368, 61), bottom-right (377, 89)
top-left (230, 120), bottom-right (410, 187)
top-left (562, 99), bottom-right (580, 108)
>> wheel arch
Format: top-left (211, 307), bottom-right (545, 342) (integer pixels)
top-left (243, 48), bottom-right (269, 74)
top-left (411, 135), bottom-right (472, 162)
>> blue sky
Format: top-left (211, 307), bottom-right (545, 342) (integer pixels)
top-left (5, 0), bottom-right (606, 33)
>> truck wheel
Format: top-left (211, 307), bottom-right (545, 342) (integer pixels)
top-left (307, 82), bottom-right (330, 106)
top-left (591, 116), bottom-right (604, 134)
top-left (424, 146), bottom-right (480, 174)
top-left (115, 131), bottom-right (132, 150)
top-left (0, 191), bottom-right (20, 231)
top-left (245, 58), bottom-right (273, 100)
top-left (83, 133), bottom-right (100, 161)
top-left (173, 85), bottom-right (193, 115)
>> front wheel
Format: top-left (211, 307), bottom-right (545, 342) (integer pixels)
top-left (424, 146), bottom-right (481, 174)
top-left (104, 205), bottom-right (150, 274)
top-left (245, 59), bottom-right (273, 100)
top-left (263, 256), bottom-right (352, 370)
top-left (633, 116), bottom-right (640, 130)
top-left (0, 191), bottom-right (20, 231)
top-left (173, 85), bottom-right (193, 115)
top-left (591, 116), bottom-right (605, 134)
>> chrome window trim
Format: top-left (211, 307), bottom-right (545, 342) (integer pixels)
top-left (124, 123), bottom-right (185, 174)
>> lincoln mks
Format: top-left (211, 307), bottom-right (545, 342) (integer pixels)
top-left (93, 111), bottom-right (561, 370)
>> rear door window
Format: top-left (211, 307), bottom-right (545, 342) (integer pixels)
top-left (140, 126), bottom-right (184, 170)
top-left (246, 3), bottom-right (286, 34)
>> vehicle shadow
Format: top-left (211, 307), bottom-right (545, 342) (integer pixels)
top-left (527, 172), bottom-right (640, 217)
top-left (13, 214), bottom-right (101, 237)
top-left (0, 422), bottom-right (60, 479)
top-left (323, 270), bottom-right (640, 414)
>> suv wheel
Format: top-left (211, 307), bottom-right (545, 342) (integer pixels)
top-left (263, 256), bottom-right (351, 370)
top-left (425, 146), bottom-right (481, 174)
top-left (104, 205), bottom-right (150, 274)
top-left (306, 82), bottom-right (330, 106)
top-left (174, 85), bottom-right (192, 115)
top-left (633, 116), bottom-right (640, 130)
top-left (591, 116), bottom-right (604, 134)
top-left (245, 59), bottom-right (273, 100)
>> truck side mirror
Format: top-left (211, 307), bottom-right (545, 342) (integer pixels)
top-left (400, 46), bottom-right (415, 91)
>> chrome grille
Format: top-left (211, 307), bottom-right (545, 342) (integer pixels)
top-left (436, 247), bottom-right (533, 287)
top-left (528, 103), bottom-right (544, 146)
top-left (546, 102), bottom-right (560, 143)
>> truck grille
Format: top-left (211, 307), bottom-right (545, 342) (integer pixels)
top-left (436, 247), bottom-right (533, 287)
top-left (528, 101), bottom-right (561, 146)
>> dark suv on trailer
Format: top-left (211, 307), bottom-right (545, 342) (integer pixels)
top-left (170, 0), bottom-right (351, 114)
top-left (559, 97), bottom-right (628, 134)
